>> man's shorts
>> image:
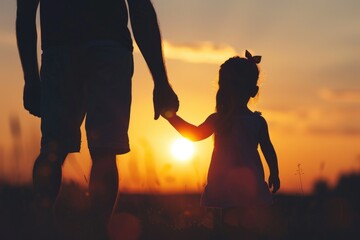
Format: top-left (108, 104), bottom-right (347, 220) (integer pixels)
top-left (40, 41), bottom-right (133, 154)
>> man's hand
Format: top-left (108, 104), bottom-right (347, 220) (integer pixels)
top-left (268, 174), bottom-right (280, 194)
top-left (23, 80), bottom-right (41, 117)
top-left (153, 83), bottom-right (179, 120)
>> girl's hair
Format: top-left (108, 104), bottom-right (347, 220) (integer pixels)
top-left (215, 51), bottom-right (261, 133)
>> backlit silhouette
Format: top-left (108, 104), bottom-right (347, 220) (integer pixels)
top-left (162, 50), bottom-right (280, 239)
top-left (16, 0), bottom-right (178, 239)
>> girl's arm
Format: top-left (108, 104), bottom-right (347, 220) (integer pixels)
top-left (165, 113), bottom-right (217, 141)
top-left (259, 116), bottom-right (280, 193)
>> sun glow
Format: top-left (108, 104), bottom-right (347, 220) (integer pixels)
top-left (171, 138), bottom-right (195, 162)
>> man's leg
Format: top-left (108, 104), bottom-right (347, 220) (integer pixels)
top-left (83, 42), bottom-right (132, 238)
top-left (89, 151), bottom-right (119, 236)
top-left (33, 150), bottom-right (67, 206)
top-left (32, 148), bottom-right (67, 239)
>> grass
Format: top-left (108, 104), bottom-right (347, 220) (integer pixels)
top-left (0, 174), bottom-right (359, 239)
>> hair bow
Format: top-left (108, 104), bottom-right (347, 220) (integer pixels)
top-left (245, 50), bottom-right (262, 64)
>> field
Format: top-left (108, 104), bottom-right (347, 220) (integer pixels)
top-left (1, 174), bottom-right (359, 240)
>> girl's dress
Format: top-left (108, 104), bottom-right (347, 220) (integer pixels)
top-left (201, 111), bottom-right (273, 208)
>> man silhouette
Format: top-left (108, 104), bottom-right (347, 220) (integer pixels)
top-left (16, 0), bottom-right (178, 238)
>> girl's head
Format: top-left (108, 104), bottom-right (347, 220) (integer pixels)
top-left (216, 50), bottom-right (261, 115)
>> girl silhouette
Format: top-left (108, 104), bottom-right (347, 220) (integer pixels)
top-left (162, 50), bottom-right (280, 238)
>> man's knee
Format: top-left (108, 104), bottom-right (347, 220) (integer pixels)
top-left (38, 142), bottom-right (68, 166)
top-left (33, 145), bottom-right (67, 180)
top-left (33, 146), bottom-right (67, 178)
top-left (89, 149), bottom-right (117, 164)
top-left (32, 145), bottom-right (67, 202)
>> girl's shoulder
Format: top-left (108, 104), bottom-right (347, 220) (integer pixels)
top-left (234, 110), bottom-right (265, 123)
top-left (208, 112), bottom-right (218, 119)
top-left (248, 110), bottom-right (264, 120)
top-left (251, 111), bottom-right (268, 126)
top-left (253, 111), bottom-right (270, 132)
top-left (205, 113), bottom-right (218, 124)
top-left (253, 111), bottom-right (262, 116)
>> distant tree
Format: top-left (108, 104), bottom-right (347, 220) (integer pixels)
top-left (312, 179), bottom-right (330, 196)
top-left (334, 173), bottom-right (360, 199)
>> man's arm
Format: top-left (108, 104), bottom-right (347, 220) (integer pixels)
top-left (127, 0), bottom-right (178, 120)
top-left (16, 0), bottom-right (41, 117)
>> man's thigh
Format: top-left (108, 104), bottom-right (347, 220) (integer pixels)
top-left (40, 46), bottom-right (86, 153)
top-left (84, 42), bottom-right (134, 154)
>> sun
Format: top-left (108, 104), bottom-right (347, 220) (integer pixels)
top-left (171, 138), bottom-right (195, 162)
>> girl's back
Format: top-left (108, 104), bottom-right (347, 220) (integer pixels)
top-left (202, 111), bottom-right (273, 208)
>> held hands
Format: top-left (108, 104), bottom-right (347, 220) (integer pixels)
top-left (23, 80), bottom-right (41, 117)
top-left (268, 174), bottom-right (280, 194)
top-left (153, 83), bottom-right (179, 120)
top-left (161, 109), bottom-right (177, 120)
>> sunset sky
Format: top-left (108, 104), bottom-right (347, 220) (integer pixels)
top-left (0, 0), bottom-right (359, 194)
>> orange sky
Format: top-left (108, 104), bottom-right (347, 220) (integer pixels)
top-left (1, 0), bottom-right (360, 194)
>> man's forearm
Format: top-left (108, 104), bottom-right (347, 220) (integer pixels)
top-left (16, 0), bottom-right (40, 82)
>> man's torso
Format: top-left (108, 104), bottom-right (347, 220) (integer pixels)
top-left (39, 0), bottom-right (132, 49)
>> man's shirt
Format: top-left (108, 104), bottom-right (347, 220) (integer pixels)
top-left (40, 0), bottom-right (133, 50)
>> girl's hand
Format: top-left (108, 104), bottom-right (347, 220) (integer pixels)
top-left (161, 109), bottom-right (177, 120)
top-left (268, 175), bottom-right (280, 193)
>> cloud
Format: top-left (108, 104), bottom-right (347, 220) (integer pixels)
top-left (319, 89), bottom-right (360, 103)
top-left (307, 125), bottom-right (360, 137)
top-left (263, 106), bottom-right (360, 137)
top-left (314, 60), bottom-right (360, 87)
top-left (134, 40), bottom-right (238, 64)
top-left (3, 33), bottom-right (238, 65)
